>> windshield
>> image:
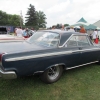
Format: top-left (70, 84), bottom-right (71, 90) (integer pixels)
top-left (27, 31), bottom-right (60, 47)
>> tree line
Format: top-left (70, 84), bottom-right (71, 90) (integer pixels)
top-left (0, 4), bottom-right (47, 30)
top-left (0, 10), bottom-right (21, 26)
top-left (0, 4), bottom-right (69, 30)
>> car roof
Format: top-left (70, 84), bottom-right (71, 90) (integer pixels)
top-left (39, 29), bottom-right (87, 46)
top-left (40, 29), bottom-right (82, 35)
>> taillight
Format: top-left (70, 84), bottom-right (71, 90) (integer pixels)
top-left (0, 53), bottom-right (5, 62)
top-left (0, 54), bottom-right (2, 62)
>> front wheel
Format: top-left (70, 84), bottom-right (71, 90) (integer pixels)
top-left (40, 66), bottom-right (63, 84)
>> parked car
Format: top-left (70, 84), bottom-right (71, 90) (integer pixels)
top-left (0, 26), bottom-right (26, 42)
top-left (0, 26), bottom-right (8, 34)
top-left (0, 34), bottom-right (26, 42)
top-left (0, 30), bottom-right (100, 84)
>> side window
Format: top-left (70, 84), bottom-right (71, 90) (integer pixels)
top-left (65, 35), bottom-right (90, 47)
top-left (66, 36), bottom-right (78, 47)
top-left (77, 35), bottom-right (90, 46)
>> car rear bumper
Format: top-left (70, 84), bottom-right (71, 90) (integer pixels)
top-left (0, 67), bottom-right (17, 79)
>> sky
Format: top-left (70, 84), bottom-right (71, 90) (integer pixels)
top-left (0, 0), bottom-right (100, 27)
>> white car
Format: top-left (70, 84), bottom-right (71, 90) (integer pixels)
top-left (0, 34), bottom-right (26, 42)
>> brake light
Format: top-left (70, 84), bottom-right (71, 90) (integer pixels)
top-left (0, 53), bottom-right (5, 62)
top-left (0, 54), bottom-right (2, 62)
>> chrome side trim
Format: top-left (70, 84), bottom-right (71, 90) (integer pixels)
top-left (72, 48), bottom-right (100, 53)
top-left (66, 61), bottom-right (98, 70)
top-left (34, 71), bottom-right (44, 74)
top-left (0, 68), bottom-right (17, 79)
top-left (5, 51), bottom-right (73, 62)
top-left (5, 47), bottom-right (100, 62)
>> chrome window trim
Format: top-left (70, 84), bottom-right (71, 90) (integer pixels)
top-left (59, 34), bottom-right (74, 48)
top-left (59, 34), bottom-right (93, 48)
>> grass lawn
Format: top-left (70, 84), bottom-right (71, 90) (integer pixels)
top-left (0, 63), bottom-right (100, 100)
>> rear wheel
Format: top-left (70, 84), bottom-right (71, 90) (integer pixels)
top-left (40, 66), bottom-right (63, 84)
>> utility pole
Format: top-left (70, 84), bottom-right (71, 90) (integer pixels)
top-left (19, 10), bottom-right (23, 28)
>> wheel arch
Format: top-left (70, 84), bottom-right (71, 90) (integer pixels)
top-left (45, 63), bottom-right (66, 71)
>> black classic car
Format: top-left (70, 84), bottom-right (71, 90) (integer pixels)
top-left (0, 30), bottom-right (100, 83)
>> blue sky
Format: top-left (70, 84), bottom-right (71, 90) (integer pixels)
top-left (0, 0), bottom-right (100, 27)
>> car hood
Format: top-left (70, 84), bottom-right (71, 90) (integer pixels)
top-left (0, 41), bottom-right (49, 53)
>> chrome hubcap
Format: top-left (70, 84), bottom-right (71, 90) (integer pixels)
top-left (47, 66), bottom-right (60, 80)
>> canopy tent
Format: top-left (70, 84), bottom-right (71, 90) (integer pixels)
top-left (85, 24), bottom-right (97, 30)
top-left (71, 17), bottom-right (100, 30)
top-left (72, 17), bottom-right (89, 28)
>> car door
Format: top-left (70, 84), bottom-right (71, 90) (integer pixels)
top-left (76, 35), bottom-right (100, 64)
top-left (63, 35), bottom-right (82, 67)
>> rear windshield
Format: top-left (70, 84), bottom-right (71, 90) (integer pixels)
top-left (27, 31), bottom-right (60, 47)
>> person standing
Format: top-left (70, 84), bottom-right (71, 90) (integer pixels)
top-left (15, 27), bottom-right (23, 37)
top-left (61, 25), bottom-right (65, 30)
top-left (79, 25), bottom-right (86, 33)
top-left (52, 26), bottom-right (56, 29)
top-left (68, 26), bottom-right (75, 32)
top-left (92, 29), bottom-right (98, 44)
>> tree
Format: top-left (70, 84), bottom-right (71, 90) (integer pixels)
top-left (25, 4), bottom-right (37, 27)
top-left (64, 24), bottom-right (69, 27)
top-left (25, 4), bottom-right (47, 30)
top-left (36, 11), bottom-right (47, 28)
top-left (0, 10), bottom-right (23, 26)
top-left (0, 10), bottom-right (8, 25)
top-left (7, 14), bottom-right (21, 26)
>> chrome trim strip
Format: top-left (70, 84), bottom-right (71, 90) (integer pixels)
top-left (5, 47), bottom-right (100, 62)
top-left (5, 51), bottom-right (73, 62)
top-left (72, 48), bottom-right (100, 53)
top-left (34, 71), bottom-right (44, 74)
top-left (60, 34), bottom-right (93, 47)
top-left (66, 61), bottom-right (98, 70)
top-left (0, 68), bottom-right (17, 79)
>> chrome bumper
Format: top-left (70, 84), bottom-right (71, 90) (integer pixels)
top-left (0, 68), bottom-right (17, 79)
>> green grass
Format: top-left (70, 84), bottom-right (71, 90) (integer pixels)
top-left (0, 64), bottom-right (100, 100)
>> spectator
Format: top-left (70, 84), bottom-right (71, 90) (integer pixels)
top-left (22, 28), bottom-right (28, 38)
top-left (52, 26), bottom-right (55, 29)
top-left (14, 28), bottom-right (17, 36)
top-left (15, 27), bottom-right (23, 37)
top-left (68, 26), bottom-right (75, 32)
top-left (79, 25), bottom-right (86, 33)
top-left (92, 29), bottom-right (98, 44)
top-left (7, 27), bottom-right (11, 34)
top-left (29, 28), bottom-right (34, 36)
top-left (89, 33), bottom-right (92, 40)
top-left (61, 25), bottom-right (65, 30)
